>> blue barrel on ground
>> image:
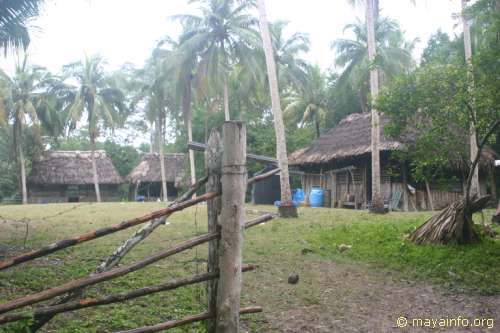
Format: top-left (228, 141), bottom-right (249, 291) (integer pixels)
top-left (309, 187), bottom-right (324, 208)
top-left (292, 188), bottom-right (305, 203)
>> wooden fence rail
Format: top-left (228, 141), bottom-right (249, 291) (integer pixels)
top-left (0, 121), bottom-right (277, 333)
top-left (0, 265), bottom-right (257, 325)
top-left (0, 170), bottom-right (277, 273)
top-left (0, 191), bottom-right (218, 271)
top-left (0, 214), bottom-right (274, 315)
top-left (115, 307), bottom-right (263, 333)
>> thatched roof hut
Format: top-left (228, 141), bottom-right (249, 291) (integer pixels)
top-left (127, 153), bottom-right (186, 187)
top-left (29, 150), bottom-right (123, 185)
top-left (289, 112), bottom-right (496, 168)
top-left (289, 113), bottom-right (402, 166)
top-left (289, 113), bottom-right (497, 211)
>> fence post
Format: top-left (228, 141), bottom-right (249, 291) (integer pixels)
top-left (216, 121), bottom-right (247, 333)
top-left (205, 129), bottom-right (222, 333)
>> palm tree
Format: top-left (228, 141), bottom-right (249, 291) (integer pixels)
top-left (365, 0), bottom-right (385, 213)
top-left (461, 0), bottom-right (480, 196)
top-left (173, 0), bottom-right (260, 121)
top-left (63, 55), bottom-right (127, 202)
top-left (144, 48), bottom-right (179, 202)
top-left (0, 56), bottom-right (58, 204)
top-left (270, 21), bottom-right (310, 90)
top-left (284, 65), bottom-right (328, 138)
top-left (171, 34), bottom-right (198, 187)
top-left (341, 0), bottom-right (415, 213)
top-left (332, 16), bottom-right (416, 110)
top-left (257, 0), bottom-right (297, 217)
top-left (0, 0), bottom-right (44, 54)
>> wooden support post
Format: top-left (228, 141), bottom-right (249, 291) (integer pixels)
top-left (205, 129), bottom-right (222, 333)
top-left (402, 163), bottom-right (409, 212)
top-left (489, 167), bottom-right (497, 203)
top-left (334, 172), bottom-right (338, 208)
top-left (424, 179), bottom-right (435, 211)
top-left (216, 121), bottom-right (247, 333)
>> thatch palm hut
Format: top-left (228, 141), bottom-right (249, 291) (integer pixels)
top-left (127, 153), bottom-right (186, 201)
top-left (289, 113), bottom-right (496, 211)
top-left (28, 150), bottom-right (123, 203)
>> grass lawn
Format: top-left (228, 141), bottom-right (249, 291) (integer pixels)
top-left (0, 203), bottom-right (498, 332)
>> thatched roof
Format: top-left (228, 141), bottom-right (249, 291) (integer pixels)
top-left (127, 153), bottom-right (186, 185)
top-left (29, 150), bottom-right (123, 185)
top-left (289, 112), bottom-right (498, 168)
top-left (289, 113), bottom-right (403, 165)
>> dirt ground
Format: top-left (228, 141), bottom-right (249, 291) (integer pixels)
top-left (250, 258), bottom-right (499, 333)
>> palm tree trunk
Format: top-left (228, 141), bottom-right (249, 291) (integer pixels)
top-left (358, 89), bottom-right (367, 113)
top-left (183, 84), bottom-right (197, 187)
top-left (461, 0), bottom-right (480, 196)
top-left (14, 123), bottom-right (28, 204)
top-left (90, 134), bottom-right (102, 203)
top-left (149, 122), bottom-right (154, 153)
top-left (158, 112), bottom-right (168, 202)
top-left (257, 0), bottom-right (297, 218)
top-left (223, 77), bottom-right (230, 121)
top-left (366, 0), bottom-right (384, 213)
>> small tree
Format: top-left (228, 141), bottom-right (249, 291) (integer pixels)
top-left (378, 63), bottom-right (499, 244)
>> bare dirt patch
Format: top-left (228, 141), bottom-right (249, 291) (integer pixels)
top-left (258, 258), bottom-right (499, 333)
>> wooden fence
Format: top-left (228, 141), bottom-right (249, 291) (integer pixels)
top-left (0, 121), bottom-right (278, 333)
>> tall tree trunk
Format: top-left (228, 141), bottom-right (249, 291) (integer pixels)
top-left (90, 134), bottom-right (101, 203)
top-left (358, 89), bottom-right (367, 113)
top-left (366, 0), bottom-right (384, 213)
top-left (158, 112), bottom-right (168, 202)
top-left (461, 0), bottom-right (480, 196)
top-left (257, 0), bottom-right (297, 218)
top-left (183, 83), bottom-right (197, 187)
top-left (149, 122), bottom-right (154, 153)
top-left (223, 78), bottom-right (230, 121)
top-left (14, 123), bottom-right (28, 204)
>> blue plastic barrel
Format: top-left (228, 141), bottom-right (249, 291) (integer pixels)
top-left (309, 187), bottom-right (324, 208)
top-left (292, 188), bottom-right (305, 203)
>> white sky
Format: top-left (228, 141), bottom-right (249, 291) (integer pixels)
top-left (1, 0), bottom-right (464, 74)
top-left (0, 0), bottom-right (464, 146)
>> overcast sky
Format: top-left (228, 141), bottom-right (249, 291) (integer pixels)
top-left (0, 0), bottom-right (465, 146)
top-left (1, 0), bottom-right (464, 74)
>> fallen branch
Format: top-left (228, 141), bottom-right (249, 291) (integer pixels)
top-left (0, 214), bottom-right (275, 314)
top-left (0, 191), bottom-right (218, 271)
top-left (0, 265), bottom-right (257, 324)
top-left (114, 307), bottom-right (263, 333)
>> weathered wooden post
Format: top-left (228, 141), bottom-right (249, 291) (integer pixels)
top-left (206, 129), bottom-right (222, 333)
top-left (216, 121), bottom-right (247, 333)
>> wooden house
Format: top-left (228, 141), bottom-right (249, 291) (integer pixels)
top-left (28, 150), bottom-right (123, 203)
top-left (127, 153), bottom-right (186, 201)
top-left (289, 113), bottom-right (495, 211)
